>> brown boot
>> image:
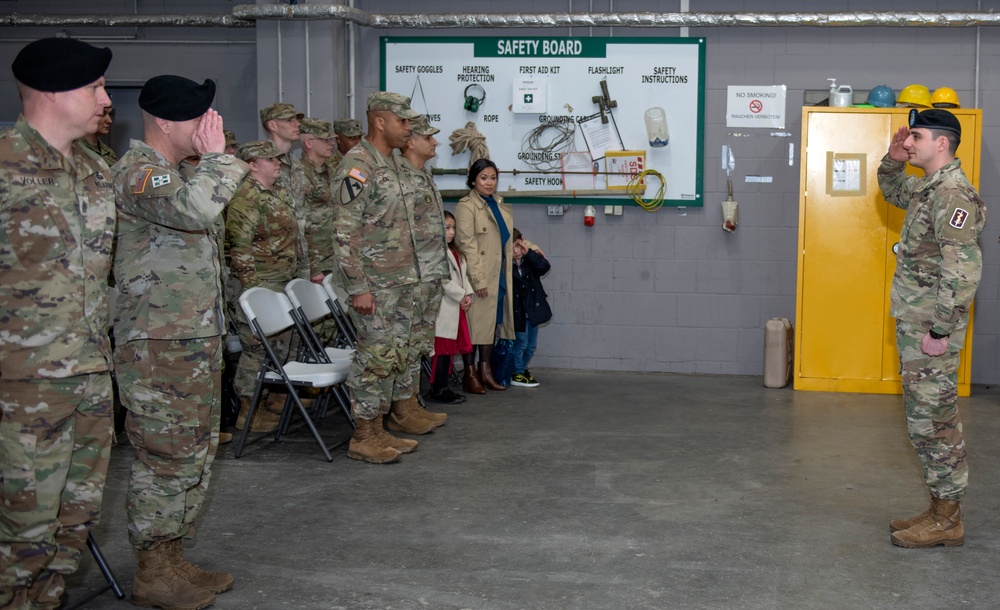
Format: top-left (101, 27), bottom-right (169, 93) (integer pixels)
top-left (478, 362), bottom-right (506, 391)
top-left (889, 495), bottom-right (938, 532)
top-left (386, 397), bottom-right (438, 435)
top-left (373, 414), bottom-right (418, 454)
top-left (264, 392), bottom-right (287, 415)
top-left (132, 543), bottom-right (215, 610)
top-left (890, 498), bottom-right (963, 548)
top-left (166, 538), bottom-right (235, 594)
top-left (347, 417), bottom-right (402, 464)
top-left (236, 399), bottom-right (279, 433)
top-left (411, 399), bottom-right (447, 427)
top-left (462, 365), bottom-right (486, 395)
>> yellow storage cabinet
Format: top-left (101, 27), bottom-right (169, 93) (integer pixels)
top-left (795, 107), bottom-right (982, 396)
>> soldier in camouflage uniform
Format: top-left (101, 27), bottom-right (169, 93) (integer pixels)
top-left (328, 117), bottom-right (362, 169)
top-left (878, 109), bottom-right (985, 549)
top-left (0, 38), bottom-right (114, 610)
top-left (223, 129), bottom-right (239, 156)
top-left (330, 92), bottom-right (424, 464)
top-left (112, 75), bottom-right (249, 609)
top-left (80, 106), bottom-right (118, 167)
top-left (225, 140), bottom-right (307, 432)
top-left (299, 118), bottom-right (338, 282)
top-left (389, 115), bottom-right (451, 433)
top-left (261, 102), bottom-right (309, 272)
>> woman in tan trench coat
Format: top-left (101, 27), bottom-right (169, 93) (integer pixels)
top-left (454, 158), bottom-right (515, 392)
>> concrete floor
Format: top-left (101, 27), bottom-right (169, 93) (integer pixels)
top-left (64, 370), bottom-right (1000, 609)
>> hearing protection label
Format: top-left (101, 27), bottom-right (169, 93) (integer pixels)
top-left (726, 85), bottom-right (787, 129)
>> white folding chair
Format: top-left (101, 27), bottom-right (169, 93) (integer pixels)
top-left (321, 274), bottom-right (358, 349)
top-left (235, 287), bottom-right (351, 462)
top-left (285, 279), bottom-right (355, 365)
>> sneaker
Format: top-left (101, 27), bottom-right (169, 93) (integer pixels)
top-left (524, 369), bottom-right (539, 385)
top-left (510, 372), bottom-right (539, 388)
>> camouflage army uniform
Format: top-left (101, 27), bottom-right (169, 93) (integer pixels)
top-left (225, 173), bottom-right (305, 401)
top-left (0, 116), bottom-right (116, 607)
top-left (80, 137), bottom-right (118, 168)
top-left (300, 154), bottom-right (338, 278)
top-left (878, 155), bottom-right (986, 502)
top-left (275, 151), bottom-right (310, 275)
top-left (396, 154), bottom-right (449, 400)
top-left (327, 150), bottom-right (343, 171)
top-left (112, 140), bottom-right (247, 550)
top-left (330, 137), bottom-right (419, 419)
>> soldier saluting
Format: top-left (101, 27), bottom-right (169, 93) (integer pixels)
top-left (878, 108), bottom-right (986, 549)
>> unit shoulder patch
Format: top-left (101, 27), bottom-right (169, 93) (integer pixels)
top-left (133, 168), bottom-right (153, 194)
top-left (339, 167), bottom-right (368, 205)
top-left (949, 207), bottom-right (969, 229)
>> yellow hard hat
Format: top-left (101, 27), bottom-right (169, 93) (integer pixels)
top-left (897, 84), bottom-right (931, 108)
top-left (931, 87), bottom-right (961, 108)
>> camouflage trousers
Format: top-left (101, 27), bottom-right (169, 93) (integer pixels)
top-left (392, 280), bottom-right (444, 401)
top-left (896, 319), bottom-right (968, 501)
top-left (0, 373), bottom-right (113, 608)
top-left (348, 285), bottom-right (416, 419)
top-left (115, 337), bottom-right (222, 550)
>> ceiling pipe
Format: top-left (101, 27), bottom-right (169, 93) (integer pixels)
top-left (7, 10), bottom-right (1000, 29)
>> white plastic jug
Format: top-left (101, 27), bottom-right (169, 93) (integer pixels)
top-left (830, 84), bottom-right (853, 107)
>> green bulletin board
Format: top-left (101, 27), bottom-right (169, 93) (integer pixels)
top-left (381, 36), bottom-right (706, 206)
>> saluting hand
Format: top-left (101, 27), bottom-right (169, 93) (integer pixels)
top-left (887, 126), bottom-right (910, 163)
top-left (193, 109), bottom-right (225, 156)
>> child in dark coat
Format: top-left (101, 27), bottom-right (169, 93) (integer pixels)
top-left (510, 228), bottom-right (552, 387)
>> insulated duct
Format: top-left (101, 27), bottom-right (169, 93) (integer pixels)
top-left (0, 13), bottom-right (252, 28)
top-left (231, 7), bottom-right (1000, 29)
top-left (5, 9), bottom-right (1000, 29)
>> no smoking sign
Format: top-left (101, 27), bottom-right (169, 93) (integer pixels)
top-left (726, 85), bottom-right (786, 128)
top-left (749, 99), bottom-right (763, 113)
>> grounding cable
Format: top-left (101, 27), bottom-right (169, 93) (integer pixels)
top-left (627, 169), bottom-right (666, 212)
top-left (519, 121), bottom-right (577, 172)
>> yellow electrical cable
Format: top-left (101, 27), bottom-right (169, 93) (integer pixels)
top-left (626, 169), bottom-right (666, 212)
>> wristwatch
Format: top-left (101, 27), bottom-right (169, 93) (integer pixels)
top-left (929, 329), bottom-right (950, 340)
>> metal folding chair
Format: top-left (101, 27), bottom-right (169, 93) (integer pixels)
top-left (64, 533), bottom-right (125, 610)
top-left (234, 287), bottom-right (351, 462)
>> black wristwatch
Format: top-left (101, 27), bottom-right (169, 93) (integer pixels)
top-left (929, 329), bottom-right (950, 340)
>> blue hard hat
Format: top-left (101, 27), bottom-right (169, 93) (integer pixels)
top-left (866, 85), bottom-right (896, 108)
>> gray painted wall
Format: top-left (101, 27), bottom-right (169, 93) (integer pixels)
top-left (3, 0), bottom-right (1000, 382)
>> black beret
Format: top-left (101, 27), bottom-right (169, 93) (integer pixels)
top-left (139, 75), bottom-right (216, 121)
top-left (12, 38), bottom-right (112, 93)
top-left (909, 108), bottom-right (961, 137)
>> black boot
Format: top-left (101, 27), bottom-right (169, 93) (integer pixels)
top-left (429, 355), bottom-right (466, 404)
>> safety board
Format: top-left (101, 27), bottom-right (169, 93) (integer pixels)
top-left (381, 36), bottom-right (705, 206)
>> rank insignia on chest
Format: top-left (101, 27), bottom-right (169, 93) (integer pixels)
top-left (949, 207), bottom-right (969, 229)
top-left (340, 167), bottom-right (368, 204)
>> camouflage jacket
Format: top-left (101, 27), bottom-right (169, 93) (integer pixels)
top-left (327, 150), bottom-right (344, 171)
top-left (276, 149), bottom-right (310, 267)
top-left (112, 140), bottom-right (248, 342)
top-left (300, 155), bottom-right (337, 277)
top-left (226, 174), bottom-right (306, 290)
top-left (0, 115), bottom-right (115, 379)
top-left (330, 137), bottom-right (419, 294)
top-left (398, 154), bottom-right (449, 283)
top-left (80, 137), bottom-right (119, 168)
top-left (878, 155), bottom-right (986, 338)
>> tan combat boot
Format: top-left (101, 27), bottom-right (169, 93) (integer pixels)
top-left (890, 498), bottom-right (963, 548)
top-left (132, 543), bottom-right (215, 610)
top-left (386, 396), bottom-right (438, 435)
top-left (372, 414), bottom-right (418, 454)
top-left (166, 538), bottom-right (235, 594)
top-left (347, 417), bottom-right (402, 464)
top-left (889, 495), bottom-right (938, 532)
top-left (235, 399), bottom-right (280, 433)
top-left (410, 397), bottom-right (448, 427)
